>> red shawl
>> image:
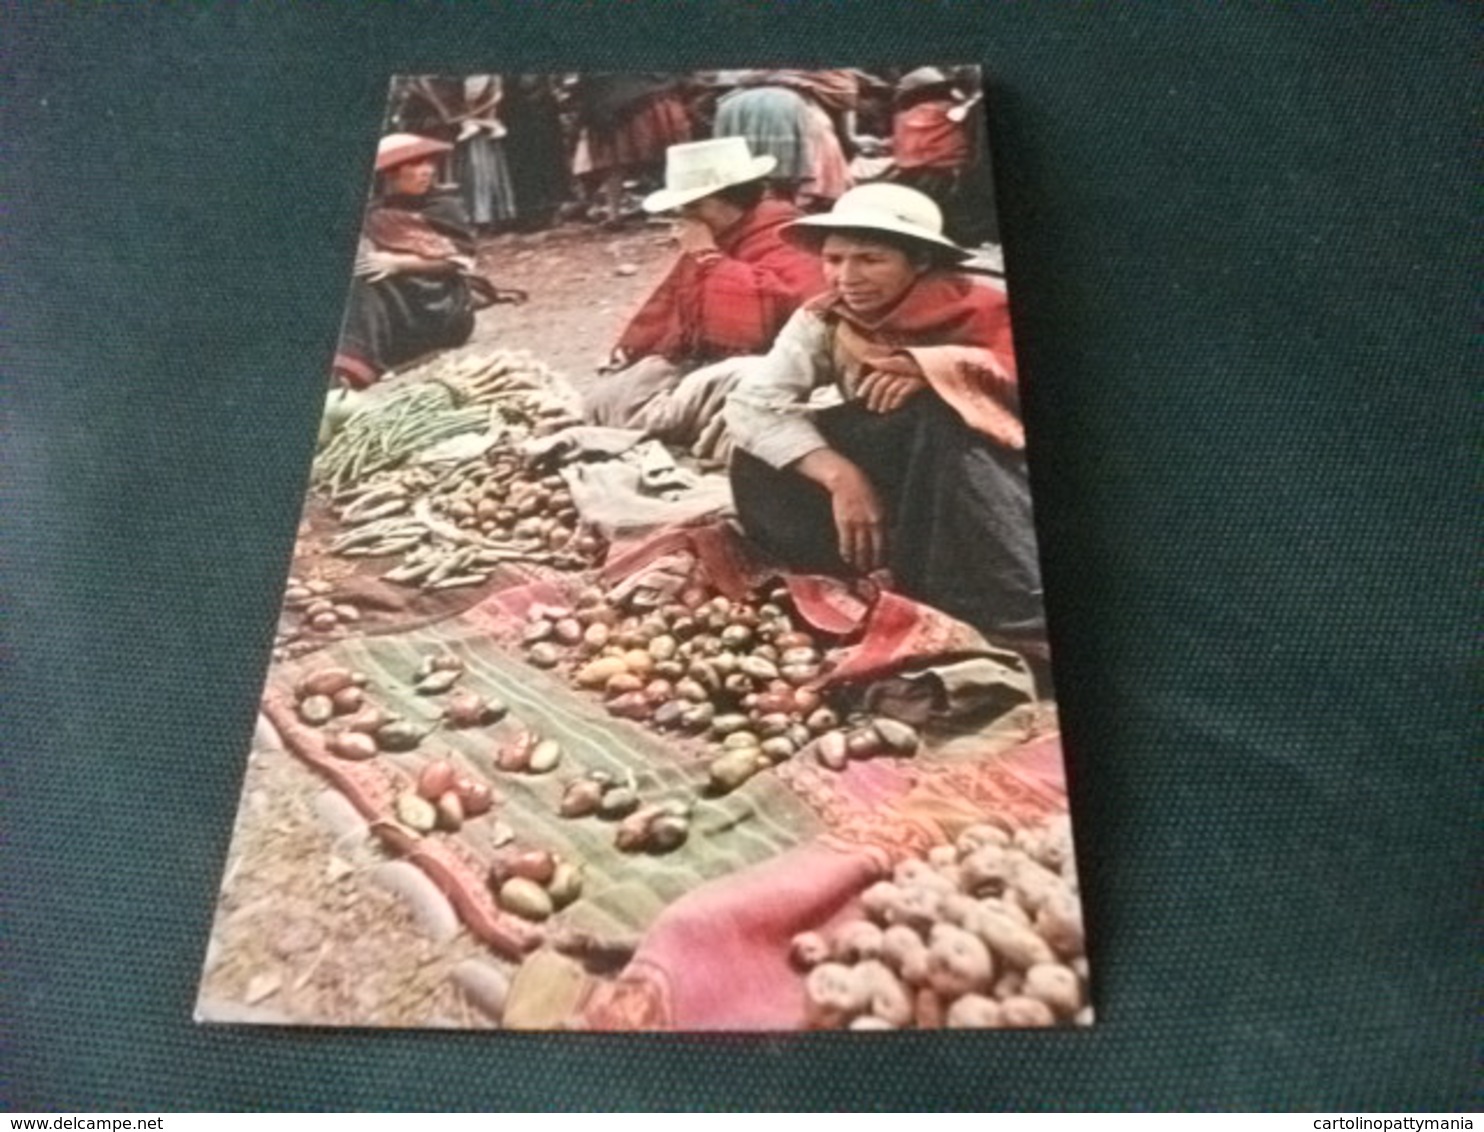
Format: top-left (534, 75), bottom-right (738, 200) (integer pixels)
top-left (616, 199), bottom-right (826, 364)
top-left (811, 272), bottom-right (1023, 449)
top-left (892, 99), bottom-right (971, 170)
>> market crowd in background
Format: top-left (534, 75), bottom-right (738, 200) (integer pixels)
top-left (384, 67), bottom-right (997, 247)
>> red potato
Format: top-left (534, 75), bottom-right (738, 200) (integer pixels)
top-left (330, 685), bottom-right (365, 715)
top-left (454, 776), bottom-right (497, 817)
top-left (416, 759), bottom-right (457, 801)
top-left (296, 667), bottom-right (359, 699)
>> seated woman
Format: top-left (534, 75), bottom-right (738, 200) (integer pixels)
top-left (724, 183), bottom-right (1045, 646)
top-left (332, 133), bottom-right (480, 389)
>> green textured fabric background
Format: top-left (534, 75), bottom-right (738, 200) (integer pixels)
top-left (4, 2), bottom-right (1479, 1112)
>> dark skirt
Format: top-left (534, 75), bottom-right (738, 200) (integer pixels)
top-left (335, 272), bottom-right (476, 385)
top-left (730, 396), bottom-right (1045, 642)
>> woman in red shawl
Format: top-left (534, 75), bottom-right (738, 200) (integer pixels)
top-left (725, 184), bottom-right (1044, 645)
top-left (332, 134), bottom-right (480, 389)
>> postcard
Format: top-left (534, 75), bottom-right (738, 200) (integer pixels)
top-left (197, 66), bottom-right (1090, 1031)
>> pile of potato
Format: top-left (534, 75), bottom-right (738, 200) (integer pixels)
top-left (488, 845), bottom-right (584, 923)
top-left (521, 586), bottom-right (924, 792)
top-left (792, 814), bottom-right (1090, 1029)
top-left (424, 453), bottom-right (604, 567)
top-left (290, 665), bottom-right (429, 759)
top-left (559, 771), bottom-right (692, 854)
top-left (273, 577), bottom-right (362, 660)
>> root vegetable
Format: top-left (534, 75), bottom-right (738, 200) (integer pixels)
top-left (394, 791), bottom-right (438, 833)
top-left (330, 686), bottom-right (365, 714)
top-left (967, 905), bottom-right (1055, 971)
top-left (374, 720), bottom-right (427, 752)
top-left (341, 705), bottom-right (391, 733)
top-left (1036, 889), bottom-right (1086, 958)
top-left (548, 862), bottom-right (583, 909)
top-left (872, 718), bottom-right (919, 754)
top-left (455, 777), bottom-right (496, 817)
top-left (804, 963), bottom-right (867, 1029)
top-left (886, 883), bottom-right (945, 931)
top-left (596, 786), bottom-right (639, 820)
top-left (913, 986), bottom-right (946, 1028)
top-left (1022, 962), bottom-right (1083, 1018)
top-left (414, 669), bottom-right (460, 695)
top-left (560, 778), bottom-right (605, 818)
top-left (444, 690), bottom-right (505, 728)
top-left (527, 739), bottom-right (562, 773)
top-left (707, 748), bottom-right (762, 794)
top-left (435, 790), bottom-right (465, 831)
top-left (497, 877), bottom-right (553, 922)
top-left (326, 730), bottom-right (378, 761)
top-left (527, 643), bottom-right (560, 668)
top-left (833, 921), bottom-right (884, 962)
top-left (880, 924), bottom-right (928, 974)
top-left (416, 759), bottom-right (458, 801)
top-left (859, 881), bottom-right (901, 921)
top-left (894, 859), bottom-right (957, 894)
top-left (790, 932), bottom-right (830, 970)
top-left (645, 813), bottom-right (689, 853)
top-left (946, 993), bottom-right (1003, 1029)
top-left (297, 695), bottom-right (335, 726)
top-left (926, 923), bottom-right (994, 998)
top-left (814, 730), bottom-right (848, 770)
top-left (998, 995), bottom-right (1057, 1029)
top-left (297, 668), bottom-right (358, 698)
top-left (845, 728), bottom-right (883, 760)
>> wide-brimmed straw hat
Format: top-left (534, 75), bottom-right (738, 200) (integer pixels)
top-left (895, 66), bottom-right (957, 100)
top-left (783, 183), bottom-right (970, 260)
top-left (375, 133), bottom-right (452, 173)
top-left (642, 137), bottom-right (779, 213)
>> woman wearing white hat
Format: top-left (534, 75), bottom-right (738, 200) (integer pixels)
top-left (725, 183), bottom-right (1045, 645)
top-left (584, 137), bottom-right (824, 441)
top-left (332, 133), bottom-right (481, 389)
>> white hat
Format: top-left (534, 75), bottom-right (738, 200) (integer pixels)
top-left (642, 137), bottom-right (778, 213)
top-left (375, 132), bottom-right (452, 173)
top-left (784, 183), bottom-right (969, 260)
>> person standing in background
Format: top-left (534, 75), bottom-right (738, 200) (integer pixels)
top-left (574, 73), bottom-right (693, 226)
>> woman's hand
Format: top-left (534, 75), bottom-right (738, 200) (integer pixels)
top-left (858, 368), bottom-right (927, 414)
top-left (354, 249), bottom-right (457, 281)
top-left (796, 449), bottom-right (887, 573)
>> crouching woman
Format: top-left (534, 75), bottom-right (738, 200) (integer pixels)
top-left (724, 184), bottom-right (1045, 645)
top-left (332, 133), bottom-right (480, 389)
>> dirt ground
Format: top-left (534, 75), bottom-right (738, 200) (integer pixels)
top-left (198, 221), bottom-right (676, 1028)
top-left (471, 221), bottom-right (676, 395)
